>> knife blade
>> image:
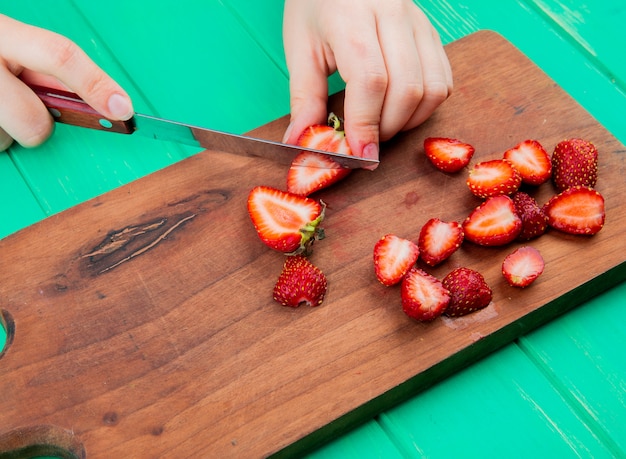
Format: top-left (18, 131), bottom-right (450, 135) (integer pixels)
top-left (29, 85), bottom-right (378, 170)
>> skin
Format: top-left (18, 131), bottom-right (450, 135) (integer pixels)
top-left (1, 3), bottom-right (452, 161)
top-left (282, 0), bottom-right (453, 162)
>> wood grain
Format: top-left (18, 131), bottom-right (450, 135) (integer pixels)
top-left (0, 31), bottom-right (624, 458)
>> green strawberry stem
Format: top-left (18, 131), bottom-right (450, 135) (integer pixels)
top-left (288, 200), bottom-right (327, 256)
top-left (327, 113), bottom-right (344, 132)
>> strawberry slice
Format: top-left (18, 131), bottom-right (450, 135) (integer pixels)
top-left (466, 159), bottom-right (522, 198)
top-left (463, 195), bottom-right (522, 246)
top-left (551, 138), bottom-right (598, 191)
top-left (502, 246), bottom-right (545, 288)
top-left (512, 191), bottom-right (548, 241)
top-left (503, 139), bottom-right (552, 186)
top-left (401, 268), bottom-right (450, 321)
top-left (417, 218), bottom-right (464, 266)
top-left (287, 113), bottom-right (353, 196)
top-left (442, 267), bottom-right (492, 317)
top-left (273, 255), bottom-right (328, 307)
top-left (543, 186), bottom-right (605, 235)
top-left (424, 137), bottom-right (475, 173)
top-left (247, 186), bottom-right (325, 255)
top-left (373, 234), bottom-right (420, 286)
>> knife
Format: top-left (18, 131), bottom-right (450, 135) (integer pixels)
top-left (29, 85), bottom-right (378, 170)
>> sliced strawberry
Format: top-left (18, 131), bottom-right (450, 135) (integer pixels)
top-left (417, 218), bottom-right (464, 266)
top-left (373, 234), bottom-right (420, 286)
top-left (401, 268), bottom-right (450, 321)
top-left (287, 113), bottom-right (352, 196)
top-left (466, 159), bottom-right (522, 198)
top-left (502, 246), bottom-right (545, 288)
top-left (442, 267), bottom-right (492, 317)
top-left (424, 137), bottom-right (475, 173)
top-left (503, 139), bottom-right (552, 186)
top-left (247, 186), bottom-right (325, 254)
top-left (273, 255), bottom-right (327, 307)
top-left (552, 138), bottom-right (598, 191)
top-left (543, 186), bottom-right (605, 235)
top-left (463, 195), bottom-right (522, 246)
top-left (512, 191), bottom-right (548, 241)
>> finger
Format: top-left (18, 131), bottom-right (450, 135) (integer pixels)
top-left (375, 6), bottom-right (425, 141)
top-left (2, 19), bottom-right (133, 120)
top-left (401, 24), bottom-right (452, 131)
top-left (0, 127), bottom-right (14, 152)
top-left (0, 66), bottom-right (54, 147)
top-left (282, 10), bottom-right (330, 144)
top-left (332, 15), bottom-right (386, 158)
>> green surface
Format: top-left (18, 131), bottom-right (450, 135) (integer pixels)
top-left (0, 0), bottom-right (624, 457)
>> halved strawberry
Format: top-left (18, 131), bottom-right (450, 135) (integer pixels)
top-left (502, 246), bottom-right (545, 288)
top-left (424, 137), bottom-right (475, 173)
top-left (512, 191), bottom-right (548, 241)
top-left (552, 138), bottom-right (598, 191)
top-left (273, 255), bottom-right (327, 307)
top-left (287, 113), bottom-right (352, 196)
top-left (401, 268), bottom-right (450, 321)
top-left (466, 159), bottom-right (522, 198)
top-left (543, 186), bottom-right (605, 235)
top-left (373, 234), bottom-right (420, 286)
top-left (503, 139), bottom-right (552, 186)
top-left (247, 186), bottom-right (325, 254)
top-left (417, 218), bottom-right (464, 266)
top-left (442, 267), bottom-right (492, 317)
top-left (463, 195), bottom-right (522, 246)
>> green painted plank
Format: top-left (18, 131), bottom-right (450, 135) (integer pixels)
top-left (376, 344), bottom-right (615, 458)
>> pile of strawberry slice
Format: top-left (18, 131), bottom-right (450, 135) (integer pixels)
top-left (373, 136), bottom-right (605, 322)
top-left (247, 114), bottom-right (354, 308)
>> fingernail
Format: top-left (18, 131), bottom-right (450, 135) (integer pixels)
top-left (362, 142), bottom-right (380, 170)
top-left (107, 93), bottom-right (133, 120)
top-left (282, 122), bottom-right (294, 144)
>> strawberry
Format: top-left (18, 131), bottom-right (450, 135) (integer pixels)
top-left (463, 195), bottom-right (522, 246)
top-left (466, 159), bottom-right (522, 198)
top-left (424, 137), bottom-right (475, 173)
top-left (503, 139), bottom-right (552, 186)
top-left (551, 138), bottom-right (598, 191)
top-left (442, 267), bottom-right (492, 317)
top-left (273, 255), bottom-right (327, 307)
top-left (502, 246), bottom-right (545, 288)
top-left (373, 234), bottom-right (420, 286)
top-left (401, 268), bottom-right (450, 321)
top-left (247, 186), bottom-right (325, 255)
top-left (543, 186), bottom-right (605, 235)
top-left (417, 218), bottom-right (464, 266)
top-left (512, 191), bottom-right (548, 241)
top-left (287, 113), bottom-right (352, 196)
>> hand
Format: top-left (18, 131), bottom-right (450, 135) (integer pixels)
top-left (282, 0), bottom-right (452, 161)
top-left (0, 14), bottom-right (133, 151)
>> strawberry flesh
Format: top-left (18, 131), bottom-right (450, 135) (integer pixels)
top-left (247, 186), bottom-right (325, 254)
top-left (374, 234), bottom-right (420, 286)
top-left (424, 137), bottom-right (475, 173)
top-left (401, 268), bottom-right (450, 321)
top-left (418, 218), bottom-right (464, 266)
top-left (503, 139), bottom-right (552, 186)
top-left (273, 255), bottom-right (327, 307)
top-left (442, 267), bottom-right (492, 317)
top-left (543, 186), bottom-right (605, 235)
top-left (502, 246), bottom-right (545, 288)
top-left (467, 159), bottom-right (522, 198)
top-left (552, 138), bottom-right (598, 191)
top-left (463, 195), bottom-right (522, 246)
top-left (512, 191), bottom-right (548, 240)
top-left (287, 113), bottom-right (352, 196)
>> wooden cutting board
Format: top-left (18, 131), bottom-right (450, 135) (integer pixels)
top-left (1, 31), bottom-right (624, 459)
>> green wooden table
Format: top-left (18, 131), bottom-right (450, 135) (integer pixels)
top-left (1, 1), bottom-right (624, 457)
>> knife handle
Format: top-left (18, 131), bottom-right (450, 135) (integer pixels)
top-left (28, 84), bottom-right (135, 134)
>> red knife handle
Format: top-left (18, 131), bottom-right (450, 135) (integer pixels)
top-left (28, 84), bottom-right (135, 134)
